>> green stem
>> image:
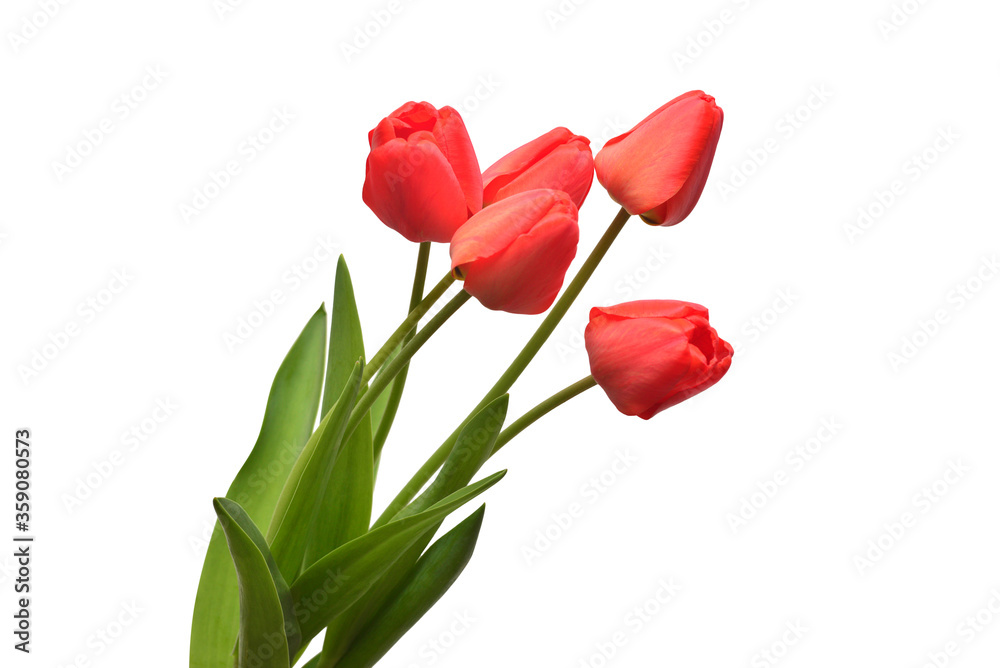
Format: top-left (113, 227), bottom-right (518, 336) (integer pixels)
top-left (361, 269), bottom-right (454, 385)
top-left (347, 290), bottom-right (471, 439)
top-left (372, 243), bottom-right (430, 461)
top-left (490, 376), bottom-right (596, 457)
top-left (373, 207), bottom-right (631, 528)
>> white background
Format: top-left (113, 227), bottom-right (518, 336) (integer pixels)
top-left (2, 0), bottom-right (999, 666)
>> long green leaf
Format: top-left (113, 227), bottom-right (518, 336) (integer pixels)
top-left (214, 498), bottom-right (296, 668)
top-left (336, 505), bottom-right (486, 668)
top-left (302, 413), bottom-right (374, 568)
top-left (190, 306), bottom-right (327, 668)
top-left (398, 395), bottom-right (507, 520)
top-left (318, 397), bottom-right (508, 666)
top-left (322, 257), bottom-right (365, 417)
top-left (290, 470), bottom-right (507, 646)
top-left (304, 257), bottom-right (376, 569)
top-left (267, 361), bottom-right (363, 583)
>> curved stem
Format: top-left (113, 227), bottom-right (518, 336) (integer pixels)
top-left (490, 376), bottom-right (596, 457)
top-left (347, 290), bottom-right (471, 439)
top-left (374, 207), bottom-right (631, 527)
top-left (362, 269), bottom-right (454, 386)
top-left (373, 242), bottom-right (430, 461)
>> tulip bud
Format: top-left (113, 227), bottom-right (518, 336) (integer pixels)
top-left (482, 128), bottom-right (594, 208)
top-left (585, 300), bottom-right (733, 419)
top-left (363, 101), bottom-right (483, 243)
top-left (450, 189), bottom-right (579, 315)
top-left (595, 91), bottom-right (723, 226)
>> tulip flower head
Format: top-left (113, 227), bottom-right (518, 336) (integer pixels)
top-left (595, 91), bottom-right (723, 226)
top-left (363, 101), bottom-right (483, 243)
top-left (450, 189), bottom-right (579, 315)
top-left (585, 300), bottom-right (733, 419)
top-left (482, 127), bottom-right (594, 208)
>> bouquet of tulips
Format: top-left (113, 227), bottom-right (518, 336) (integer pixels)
top-left (190, 90), bottom-right (733, 668)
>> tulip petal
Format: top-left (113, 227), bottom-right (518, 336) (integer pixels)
top-left (450, 189), bottom-right (580, 314)
top-left (491, 143), bottom-right (594, 208)
top-left (586, 317), bottom-right (694, 417)
top-left (463, 213), bottom-right (579, 314)
top-left (390, 101), bottom-right (439, 134)
top-left (639, 108), bottom-right (722, 226)
top-left (584, 299), bottom-right (733, 419)
top-left (640, 342), bottom-right (732, 418)
top-left (483, 128), bottom-right (594, 208)
top-left (363, 137), bottom-right (469, 243)
top-left (595, 91), bottom-right (722, 223)
top-left (592, 300), bottom-right (709, 322)
top-left (435, 106), bottom-right (484, 215)
top-left (450, 190), bottom-right (564, 267)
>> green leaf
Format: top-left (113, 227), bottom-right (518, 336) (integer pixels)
top-left (290, 470), bottom-right (507, 647)
top-left (323, 256), bottom-right (366, 417)
top-left (399, 395), bottom-right (507, 520)
top-left (336, 505), bottom-right (487, 668)
top-left (318, 397), bottom-right (508, 666)
top-left (267, 360), bottom-right (364, 584)
top-left (304, 256), bottom-right (375, 569)
top-left (190, 306), bottom-right (327, 668)
top-left (302, 407), bottom-right (374, 569)
top-left (298, 656), bottom-right (320, 668)
top-left (214, 498), bottom-right (298, 668)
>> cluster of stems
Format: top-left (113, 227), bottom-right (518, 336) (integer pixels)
top-left (347, 206), bottom-right (632, 526)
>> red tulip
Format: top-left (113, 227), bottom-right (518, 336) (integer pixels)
top-left (482, 128), bottom-right (594, 208)
top-left (363, 101), bottom-right (483, 243)
top-left (595, 91), bottom-right (723, 226)
top-left (450, 189), bottom-right (579, 315)
top-left (585, 300), bottom-right (733, 419)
